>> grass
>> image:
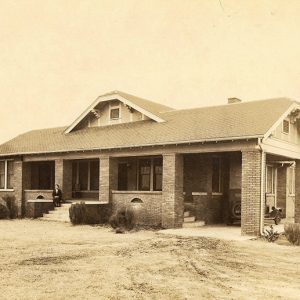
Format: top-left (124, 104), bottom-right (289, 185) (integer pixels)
top-left (0, 219), bottom-right (300, 300)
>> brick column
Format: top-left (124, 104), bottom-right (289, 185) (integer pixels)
top-left (162, 153), bottom-right (184, 228)
top-left (295, 160), bottom-right (300, 223)
top-left (241, 150), bottom-right (264, 236)
top-left (99, 156), bottom-right (118, 203)
top-left (55, 159), bottom-right (72, 200)
top-left (55, 159), bottom-right (63, 187)
top-left (14, 159), bottom-right (23, 217)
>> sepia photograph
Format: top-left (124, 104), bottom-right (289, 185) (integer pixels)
top-left (0, 0), bottom-right (299, 299)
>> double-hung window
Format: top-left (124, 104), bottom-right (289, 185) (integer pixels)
top-left (0, 160), bottom-right (14, 190)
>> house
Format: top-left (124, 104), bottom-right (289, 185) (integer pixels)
top-left (0, 90), bottom-right (299, 236)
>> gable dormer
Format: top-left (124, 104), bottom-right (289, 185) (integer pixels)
top-left (65, 90), bottom-right (173, 133)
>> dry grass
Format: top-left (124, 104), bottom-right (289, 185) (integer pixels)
top-left (0, 220), bottom-right (300, 300)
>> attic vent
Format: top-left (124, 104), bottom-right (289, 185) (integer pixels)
top-left (282, 119), bottom-right (290, 134)
top-left (228, 97), bottom-right (242, 104)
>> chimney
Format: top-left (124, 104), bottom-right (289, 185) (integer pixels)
top-left (228, 97), bottom-right (242, 104)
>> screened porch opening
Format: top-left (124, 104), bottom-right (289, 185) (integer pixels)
top-left (72, 159), bottom-right (99, 199)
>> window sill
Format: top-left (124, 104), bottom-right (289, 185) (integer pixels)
top-left (0, 189), bottom-right (14, 192)
top-left (24, 189), bottom-right (53, 192)
top-left (192, 192), bottom-right (207, 196)
top-left (212, 192), bottom-right (223, 196)
top-left (112, 190), bottom-right (162, 195)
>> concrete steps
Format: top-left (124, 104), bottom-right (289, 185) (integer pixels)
top-left (183, 211), bottom-right (205, 228)
top-left (42, 203), bottom-right (71, 222)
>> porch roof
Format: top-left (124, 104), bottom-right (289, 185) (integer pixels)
top-left (0, 97), bottom-right (295, 156)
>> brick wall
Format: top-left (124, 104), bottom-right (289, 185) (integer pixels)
top-left (14, 159), bottom-right (23, 217)
top-left (111, 192), bottom-right (162, 226)
top-left (241, 150), bottom-right (264, 236)
top-left (99, 157), bottom-right (118, 203)
top-left (162, 153), bottom-right (184, 228)
top-left (295, 160), bottom-right (300, 223)
top-left (55, 159), bottom-right (72, 200)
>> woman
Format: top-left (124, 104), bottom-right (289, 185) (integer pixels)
top-left (52, 184), bottom-right (62, 207)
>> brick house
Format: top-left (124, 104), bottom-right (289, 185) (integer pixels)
top-left (0, 91), bottom-right (299, 235)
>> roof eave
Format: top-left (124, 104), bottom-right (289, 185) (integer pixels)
top-left (0, 135), bottom-right (262, 157)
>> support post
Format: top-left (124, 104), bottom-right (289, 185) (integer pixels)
top-left (241, 150), bottom-right (264, 236)
top-left (99, 156), bottom-right (118, 203)
top-left (162, 153), bottom-right (184, 228)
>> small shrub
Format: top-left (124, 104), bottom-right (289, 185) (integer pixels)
top-left (69, 202), bottom-right (86, 225)
top-left (0, 198), bottom-right (9, 219)
top-left (263, 225), bottom-right (280, 242)
top-left (284, 223), bottom-right (300, 246)
top-left (2, 195), bottom-right (17, 219)
top-left (109, 207), bottom-right (136, 232)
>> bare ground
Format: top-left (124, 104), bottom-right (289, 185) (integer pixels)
top-left (0, 220), bottom-right (299, 300)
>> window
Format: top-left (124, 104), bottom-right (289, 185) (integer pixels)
top-left (31, 162), bottom-right (54, 190)
top-left (212, 157), bottom-right (222, 193)
top-left (110, 108), bottom-right (120, 120)
top-left (282, 119), bottom-right (290, 134)
top-left (153, 158), bottom-right (162, 191)
top-left (117, 157), bottom-right (162, 191)
top-left (0, 160), bottom-right (14, 190)
top-left (266, 166), bottom-right (276, 194)
top-left (139, 159), bottom-right (151, 191)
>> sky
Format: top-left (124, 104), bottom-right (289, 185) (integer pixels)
top-left (1, 0), bottom-right (300, 144)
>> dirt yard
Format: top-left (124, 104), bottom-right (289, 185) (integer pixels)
top-left (0, 220), bottom-right (299, 300)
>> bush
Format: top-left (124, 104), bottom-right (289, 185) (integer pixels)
top-left (1, 195), bottom-right (17, 219)
top-left (284, 223), bottom-right (300, 246)
top-left (69, 202), bottom-right (86, 225)
top-left (263, 225), bottom-right (280, 243)
top-left (109, 207), bottom-right (136, 232)
top-left (0, 198), bottom-right (9, 219)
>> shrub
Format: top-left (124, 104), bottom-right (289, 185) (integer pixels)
top-left (69, 202), bottom-right (86, 225)
top-left (109, 207), bottom-right (136, 232)
top-left (263, 225), bottom-right (280, 243)
top-left (284, 223), bottom-right (300, 246)
top-left (0, 198), bottom-right (9, 219)
top-left (1, 195), bottom-right (17, 219)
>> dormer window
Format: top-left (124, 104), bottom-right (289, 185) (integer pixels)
top-left (282, 119), bottom-right (290, 134)
top-left (110, 108), bottom-right (120, 120)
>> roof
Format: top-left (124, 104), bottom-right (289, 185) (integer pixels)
top-left (64, 90), bottom-right (173, 133)
top-left (101, 90), bottom-right (173, 115)
top-left (0, 96), bottom-right (296, 156)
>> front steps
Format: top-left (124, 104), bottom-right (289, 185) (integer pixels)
top-left (183, 211), bottom-right (205, 228)
top-left (42, 203), bottom-right (71, 222)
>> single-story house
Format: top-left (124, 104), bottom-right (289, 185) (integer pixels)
top-left (0, 90), bottom-right (299, 235)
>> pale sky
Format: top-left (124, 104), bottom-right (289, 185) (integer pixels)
top-left (1, 0), bottom-right (300, 144)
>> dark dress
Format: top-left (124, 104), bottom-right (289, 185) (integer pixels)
top-left (52, 188), bottom-right (62, 207)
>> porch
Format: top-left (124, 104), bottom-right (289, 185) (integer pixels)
top-left (22, 148), bottom-right (298, 236)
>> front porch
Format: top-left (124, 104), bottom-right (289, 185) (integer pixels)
top-left (22, 147), bottom-right (299, 236)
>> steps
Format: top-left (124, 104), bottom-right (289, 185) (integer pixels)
top-left (42, 203), bottom-right (71, 222)
top-left (183, 211), bottom-right (205, 228)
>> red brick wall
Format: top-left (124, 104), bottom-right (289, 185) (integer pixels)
top-left (99, 157), bottom-right (118, 203)
top-left (162, 153), bottom-right (184, 228)
top-left (241, 150), bottom-right (263, 236)
top-left (111, 192), bottom-right (162, 226)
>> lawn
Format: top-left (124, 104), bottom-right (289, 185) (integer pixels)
top-left (0, 220), bottom-right (299, 300)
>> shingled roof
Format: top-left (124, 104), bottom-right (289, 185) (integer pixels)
top-left (0, 96), bottom-right (296, 156)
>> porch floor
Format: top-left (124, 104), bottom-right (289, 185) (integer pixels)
top-left (159, 225), bottom-right (254, 241)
